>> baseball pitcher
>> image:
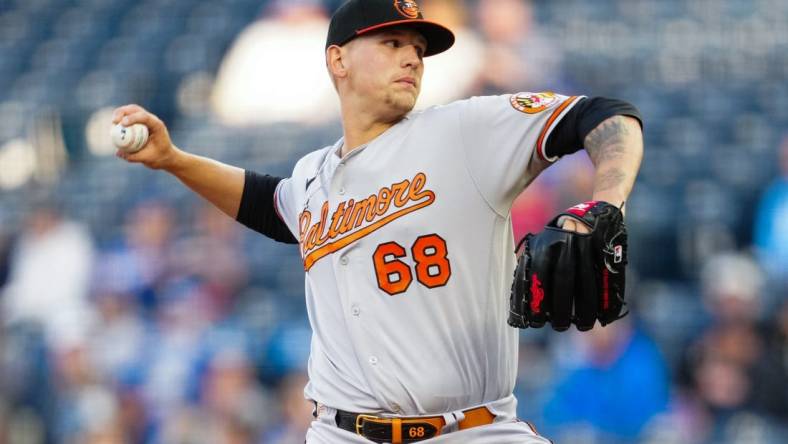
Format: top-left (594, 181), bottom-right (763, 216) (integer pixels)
top-left (112, 0), bottom-right (643, 442)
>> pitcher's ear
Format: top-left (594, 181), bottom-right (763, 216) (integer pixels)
top-left (326, 45), bottom-right (348, 79)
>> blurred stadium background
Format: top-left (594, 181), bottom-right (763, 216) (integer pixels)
top-left (0, 0), bottom-right (786, 443)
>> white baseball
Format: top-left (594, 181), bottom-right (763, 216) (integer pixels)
top-left (111, 123), bottom-right (149, 153)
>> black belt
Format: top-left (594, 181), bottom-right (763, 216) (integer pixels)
top-left (336, 409), bottom-right (441, 443)
top-left (325, 405), bottom-right (496, 444)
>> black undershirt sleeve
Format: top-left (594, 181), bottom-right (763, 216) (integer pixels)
top-left (236, 170), bottom-right (298, 244)
top-left (545, 97), bottom-right (643, 159)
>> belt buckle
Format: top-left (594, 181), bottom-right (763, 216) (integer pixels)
top-left (355, 414), bottom-right (380, 435)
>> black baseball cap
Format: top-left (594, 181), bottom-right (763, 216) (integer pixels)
top-left (326, 0), bottom-right (455, 57)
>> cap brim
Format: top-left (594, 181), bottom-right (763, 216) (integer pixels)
top-left (356, 19), bottom-right (455, 57)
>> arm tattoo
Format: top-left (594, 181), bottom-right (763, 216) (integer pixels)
top-left (584, 116), bottom-right (632, 165)
top-left (594, 168), bottom-right (628, 194)
top-left (583, 115), bottom-right (643, 202)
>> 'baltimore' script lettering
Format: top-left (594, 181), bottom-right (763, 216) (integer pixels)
top-left (297, 172), bottom-right (435, 270)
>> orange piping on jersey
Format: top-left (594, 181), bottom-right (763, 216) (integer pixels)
top-left (535, 96), bottom-right (580, 162)
top-left (300, 172), bottom-right (436, 271)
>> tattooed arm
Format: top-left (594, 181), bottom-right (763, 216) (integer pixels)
top-left (539, 97), bottom-right (644, 212)
top-left (584, 115), bottom-right (644, 212)
top-left (559, 115), bottom-right (643, 233)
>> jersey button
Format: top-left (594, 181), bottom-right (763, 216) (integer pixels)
top-left (391, 403), bottom-right (402, 413)
top-left (368, 356), bottom-right (378, 366)
top-left (351, 305), bottom-right (360, 316)
top-left (338, 187), bottom-right (345, 195)
top-left (340, 256), bottom-right (348, 265)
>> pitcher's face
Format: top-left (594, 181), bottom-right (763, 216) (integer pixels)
top-left (343, 28), bottom-right (427, 116)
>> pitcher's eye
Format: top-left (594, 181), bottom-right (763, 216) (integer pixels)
top-left (384, 39), bottom-right (400, 48)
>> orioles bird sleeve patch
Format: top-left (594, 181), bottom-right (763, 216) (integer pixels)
top-left (510, 92), bottom-right (559, 114)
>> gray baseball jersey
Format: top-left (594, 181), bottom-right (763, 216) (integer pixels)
top-left (275, 92), bottom-right (582, 422)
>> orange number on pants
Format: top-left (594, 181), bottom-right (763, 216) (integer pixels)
top-left (373, 234), bottom-right (451, 295)
top-left (412, 234), bottom-right (451, 288)
top-left (373, 242), bottom-right (413, 295)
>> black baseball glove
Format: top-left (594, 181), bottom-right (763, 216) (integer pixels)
top-left (508, 201), bottom-right (628, 331)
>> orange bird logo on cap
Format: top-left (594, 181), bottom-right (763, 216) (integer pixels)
top-left (394, 0), bottom-right (420, 19)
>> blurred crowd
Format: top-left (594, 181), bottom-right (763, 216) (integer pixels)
top-left (0, 199), bottom-right (313, 443)
top-left (0, 0), bottom-right (787, 443)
